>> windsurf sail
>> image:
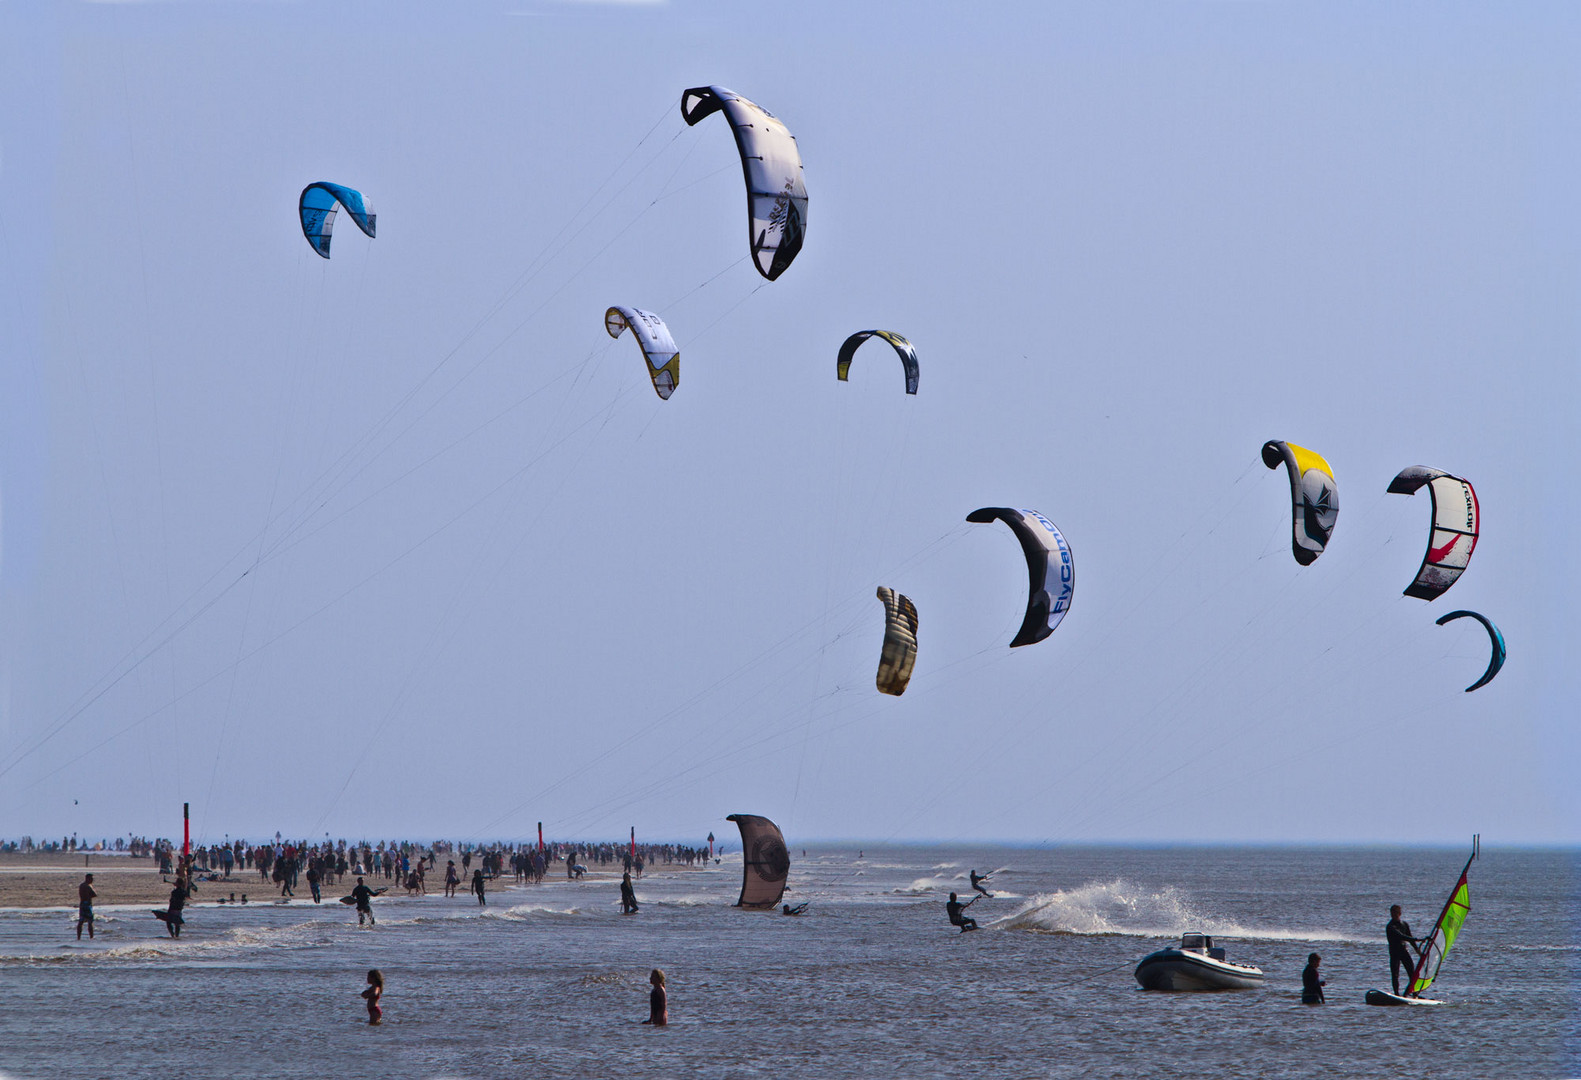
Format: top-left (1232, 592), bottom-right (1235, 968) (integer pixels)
top-left (1408, 835), bottom-right (1478, 997)
top-left (725, 813), bottom-right (789, 909)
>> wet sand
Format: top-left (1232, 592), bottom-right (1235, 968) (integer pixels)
top-left (0, 851), bottom-right (634, 909)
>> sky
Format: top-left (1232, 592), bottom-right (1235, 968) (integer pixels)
top-left (0, 1), bottom-right (1576, 848)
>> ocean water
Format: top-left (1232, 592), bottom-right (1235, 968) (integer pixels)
top-left (0, 845), bottom-right (1575, 1079)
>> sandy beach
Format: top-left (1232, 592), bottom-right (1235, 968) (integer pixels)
top-left (0, 850), bottom-right (634, 909)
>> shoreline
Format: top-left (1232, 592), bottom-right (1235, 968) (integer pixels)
top-left (0, 850), bottom-right (659, 910)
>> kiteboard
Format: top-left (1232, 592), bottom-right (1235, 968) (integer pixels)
top-left (151, 909), bottom-right (169, 922)
top-left (339, 896), bottom-right (358, 905)
top-left (1365, 989), bottom-right (1444, 1007)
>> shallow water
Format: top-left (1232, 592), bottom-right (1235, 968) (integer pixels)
top-left (0, 845), bottom-right (1575, 1079)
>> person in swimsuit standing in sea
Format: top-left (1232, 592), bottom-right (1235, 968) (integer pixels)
top-left (76, 874), bottom-right (97, 940)
top-left (642, 969), bottom-right (668, 1026)
top-left (362, 969), bottom-right (384, 1025)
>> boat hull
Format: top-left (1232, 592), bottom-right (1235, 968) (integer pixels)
top-left (1135, 950), bottom-right (1265, 991)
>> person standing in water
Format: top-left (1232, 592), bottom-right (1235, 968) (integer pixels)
top-left (1386, 904), bottom-right (1422, 995)
top-left (76, 874), bottom-right (97, 940)
top-left (620, 872), bottom-right (639, 914)
top-left (162, 878), bottom-right (189, 938)
top-left (945, 891), bottom-right (980, 932)
top-left (351, 876), bottom-right (378, 926)
top-left (642, 969), bottom-right (668, 1026)
top-left (969, 870), bottom-right (994, 898)
top-left (361, 969), bottom-right (384, 1025)
top-left (1301, 953), bottom-right (1326, 1004)
top-left (471, 869), bottom-right (486, 906)
top-left (444, 860), bottom-right (460, 898)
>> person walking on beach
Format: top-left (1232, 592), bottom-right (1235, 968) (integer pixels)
top-left (471, 869), bottom-right (486, 906)
top-left (969, 870), bottom-right (994, 898)
top-left (642, 969), bottom-right (668, 1026)
top-left (945, 892), bottom-right (980, 932)
top-left (620, 872), bottom-right (639, 914)
top-left (1386, 905), bottom-right (1422, 995)
top-left (76, 874), bottom-right (97, 940)
top-left (444, 860), bottom-right (460, 898)
top-left (1301, 953), bottom-right (1326, 1004)
top-left (351, 877), bottom-right (378, 926)
top-left (361, 969), bottom-right (384, 1026)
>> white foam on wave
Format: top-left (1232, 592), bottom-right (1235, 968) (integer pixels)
top-left (990, 879), bottom-right (1373, 943)
top-left (893, 875), bottom-right (954, 895)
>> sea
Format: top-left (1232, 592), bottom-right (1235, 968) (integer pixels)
top-left (0, 845), bottom-right (1575, 1079)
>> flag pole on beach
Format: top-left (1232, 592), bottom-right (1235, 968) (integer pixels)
top-left (630, 826), bottom-right (636, 860)
top-left (537, 822), bottom-right (544, 855)
top-left (182, 802), bottom-right (190, 860)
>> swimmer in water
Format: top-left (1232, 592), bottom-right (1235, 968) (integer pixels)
top-left (969, 870), bottom-right (994, 898)
top-left (362, 969), bottom-right (384, 1025)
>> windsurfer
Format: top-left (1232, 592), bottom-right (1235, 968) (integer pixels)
top-left (1386, 905), bottom-right (1422, 995)
top-left (969, 870), bottom-right (993, 898)
top-left (1301, 953), bottom-right (1326, 1004)
top-left (946, 892), bottom-right (980, 932)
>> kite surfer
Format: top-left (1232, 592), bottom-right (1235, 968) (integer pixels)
top-left (1301, 953), bottom-right (1326, 1004)
top-left (782, 902), bottom-right (809, 916)
top-left (157, 879), bottom-right (189, 938)
top-left (946, 892), bottom-right (980, 932)
top-left (1386, 905), bottom-right (1422, 995)
top-left (642, 969), bottom-right (668, 1026)
top-left (620, 872), bottom-right (639, 914)
top-left (76, 874), bottom-right (96, 940)
top-left (969, 870), bottom-right (994, 898)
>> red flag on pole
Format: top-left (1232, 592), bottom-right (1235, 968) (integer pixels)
top-left (182, 802), bottom-right (190, 859)
top-left (537, 822), bottom-right (544, 854)
top-left (630, 826), bottom-right (635, 859)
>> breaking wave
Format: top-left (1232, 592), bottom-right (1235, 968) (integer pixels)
top-left (990, 879), bottom-right (1371, 942)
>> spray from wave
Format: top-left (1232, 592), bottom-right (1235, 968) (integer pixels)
top-left (990, 879), bottom-right (1370, 942)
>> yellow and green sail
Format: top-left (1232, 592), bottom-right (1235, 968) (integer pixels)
top-left (1408, 850), bottom-right (1475, 997)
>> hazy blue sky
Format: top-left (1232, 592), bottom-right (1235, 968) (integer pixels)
top-left (1, 1), bottom-right (1575, 847)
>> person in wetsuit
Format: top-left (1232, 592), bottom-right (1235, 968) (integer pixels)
top-left (969, 870), bottom-right (994, 898)
top-left (946, 891), bottom-right (980, 932)
top-left (782, 902), bottom-right (809, 916)
top-left (351, 876), bottom-right (378, 926)
top-left (162, 880), bottom-right (189, 938)
top-left (1301, 952), bottom-right (1326, 1004)
top-left (620, 872), bottom-right (639, 914)
top-left (1386, 904), bottom-right (1422, 995)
